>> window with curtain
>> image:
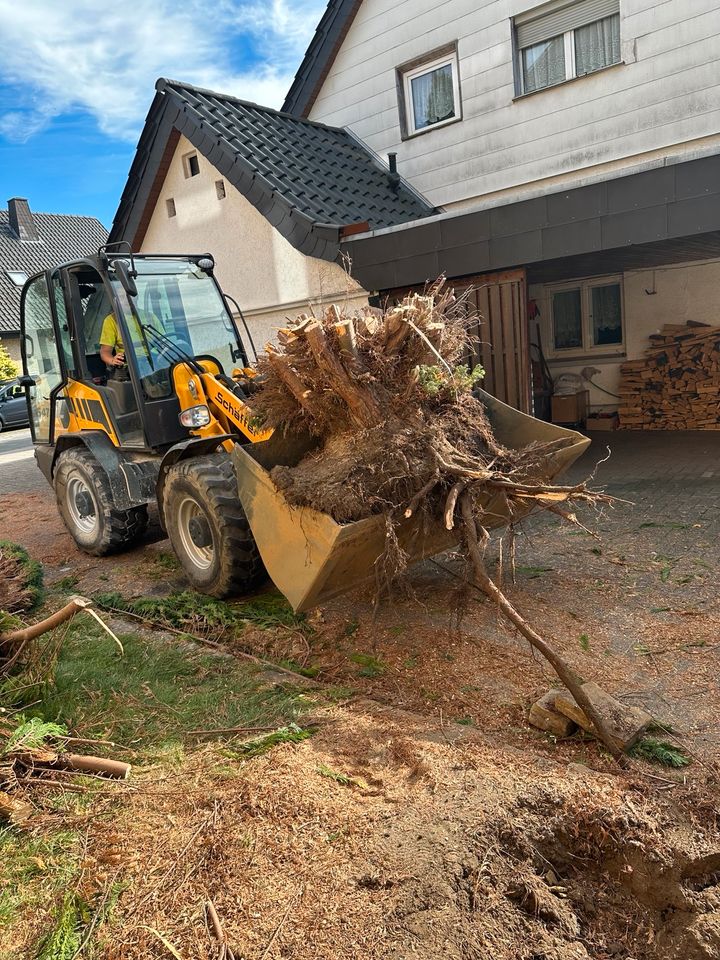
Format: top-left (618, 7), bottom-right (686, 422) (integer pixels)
top-left (401, 50), bottom-right (461, 136)
top-left (515, 1), bottom-right (621, 95)
top-left (550, 278), bottom-right (624, 354)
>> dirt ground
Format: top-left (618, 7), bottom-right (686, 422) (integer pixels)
top-left (3, 482), bottom-right (718, 769)
top-left (71, 703), bottom-right (720, 960)
top-left (2, 471), bottom-right (720, 959)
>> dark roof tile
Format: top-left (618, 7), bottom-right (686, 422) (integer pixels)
top-left (110, 79), bottom-right (434, 262)
top-left (0, 208), bottom-right (107, 334)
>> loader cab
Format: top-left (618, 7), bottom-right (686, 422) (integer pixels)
top-left (21, 252), bottom-right (251, 454)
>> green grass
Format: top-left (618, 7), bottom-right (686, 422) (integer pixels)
top-left (579, 633), bottom-right (591, 652)
top-left (630, 737), bottom-right (691, 768)
top-left (0, 539), bottom-right (44, 609)
top-left (515, 565), bottom-right (553, 578)
top-left (317, 764), bottom-right (365, 788)
top-left (20, 619), bottom-right (303, 752)
top-left (229, 724), bottom-right (315, 759)
top-left (349, 652), bottom-right (386, 678)
top-left (94, 589), bottom-right (306, 636)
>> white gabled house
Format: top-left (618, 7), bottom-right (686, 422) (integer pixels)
top-left (112, 1), bottom-right (720, 425)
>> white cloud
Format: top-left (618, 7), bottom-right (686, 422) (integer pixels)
top-left (0, 0), bottom-right (324, 143)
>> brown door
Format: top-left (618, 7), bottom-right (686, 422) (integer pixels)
top-left (454, 269), bottom-right (530, 413)
top-left (386, 268), bottom-right (531, 412)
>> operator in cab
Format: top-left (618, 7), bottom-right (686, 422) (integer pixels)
top-left (98, 312), bottom-right (127, 375)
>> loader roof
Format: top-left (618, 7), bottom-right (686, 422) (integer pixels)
top-left (109, 78), bottom-right (435, 261)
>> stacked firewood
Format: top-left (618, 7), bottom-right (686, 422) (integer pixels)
top-left (618, 321), bottom-right (720, 430)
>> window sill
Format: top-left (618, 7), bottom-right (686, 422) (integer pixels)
top-left (547, 350), bottom-right (626, 363)
top-left (401, 113), bottom-right (463, 141)
top-left (512, 60), bottom-right (625, 102)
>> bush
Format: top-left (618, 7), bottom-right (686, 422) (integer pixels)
top-left (0, 341), bottom-right (19, 380)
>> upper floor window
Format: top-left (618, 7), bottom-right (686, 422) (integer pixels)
top-left (398, 45), bottom-right (461, 138)
top-left (514, 0), bottom-right (621, 96)
top-left (549, 276), bottom-right (623, 356)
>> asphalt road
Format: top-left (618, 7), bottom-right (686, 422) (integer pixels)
top-left (0, 427), bottom-right (46, 495)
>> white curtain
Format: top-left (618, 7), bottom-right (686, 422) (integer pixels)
top-left (522, 35), bottom-right (566, 93)
top-left (575, 14), bottom-right (621, 76)
top-left (411, 64), bottom-right (455, 129)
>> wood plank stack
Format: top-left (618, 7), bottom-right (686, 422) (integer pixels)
top-left (618, 321), bottom-right (720, 430)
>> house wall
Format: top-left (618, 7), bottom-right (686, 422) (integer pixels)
top-left (308, 0), bottom-right (720, 212)
top-left (141, 135), bottom-right (368, 347)
top-left (529, 257), bottom-right (720, 411)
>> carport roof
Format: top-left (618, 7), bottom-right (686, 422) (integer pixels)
top-left (109, 78), bottom-right (435, 261)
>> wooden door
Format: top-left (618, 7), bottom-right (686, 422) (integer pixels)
top-left (454, 269), bottom-right (530, 413)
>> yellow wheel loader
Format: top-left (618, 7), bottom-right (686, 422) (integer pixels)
top-left (19, 246), bottom-right (590, 610)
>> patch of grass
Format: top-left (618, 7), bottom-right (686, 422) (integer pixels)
top-left (630, 737), bottom-right (691, 768)
top-left (0, 539), bottom-right (44, 607)
top-left (454, 715), bottom-right (474, 726)
top-left (660, 565), bottom-right (672, 583)
top-left (579, 633), bottom-right (591, 652)
top-left (650, 606), bottom-right (671, 614)
top-left (21, 618), bottom-right (302, 753)
top-left (53, 575), bottom-right (80, 592)
top-left (343, 619), bottom-right (360, 637)
top-left (322, 686), bottom-right (355, 703)
top-left (37, 893), bottom-right (84, 960)
top-left (403, 655), bottom-right (418, 669)
top-left (277, 659), bottom-right (321, 679)
top-left (639, 521), bottom-right (690, 530)
top-left (232, 724), bottom-right (315, 759)
top-left (349, 652), bottom-right (386, 678)
top-left (515, 565), bottom-right (553, 578)
top-left (152, 551), bottom-right (181, 572)
top-left (317, 764), bottom-right (364, 787)
top-left (95, 589), bottom-right (306, 635)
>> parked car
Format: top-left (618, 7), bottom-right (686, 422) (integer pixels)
top-left (0, 379), bottom-right (29, 431)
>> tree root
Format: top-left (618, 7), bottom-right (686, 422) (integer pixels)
top-left (458, 492), bottom-right (627, 765)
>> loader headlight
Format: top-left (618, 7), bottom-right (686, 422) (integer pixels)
top-left (179, 404), bottom-right (211, 428)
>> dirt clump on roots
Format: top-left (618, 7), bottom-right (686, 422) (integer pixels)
top-left (253, 281), bottom-right (587, 529)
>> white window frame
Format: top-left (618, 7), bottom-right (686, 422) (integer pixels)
top-left (402, 51), bottom-right (461, 137)
top-left (6, 271), bottom-right (28, 286)
top-left (547, 275), bottom-right (624, 358)
top-left (516, 12), bottom-right (620, 95)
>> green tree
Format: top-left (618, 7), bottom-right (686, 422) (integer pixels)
top-left (0, 340), bottom-right (19, 379)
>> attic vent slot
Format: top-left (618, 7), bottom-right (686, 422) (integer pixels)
top-left (183, 153), bottom-right (200, 178)
top-left (166, 198), bottom-right (176, 218)
top-left (215, 180), bottom-right (226, 200)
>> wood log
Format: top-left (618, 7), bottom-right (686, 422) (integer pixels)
top-left (302, 321), bottom-right (381, 428)
top-left (265, 349), bottom-right (325, 421)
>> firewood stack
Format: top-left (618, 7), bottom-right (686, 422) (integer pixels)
top-left (618, 321), bottom-right (720, 430)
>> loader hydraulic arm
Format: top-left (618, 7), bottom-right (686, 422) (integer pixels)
top-left (173, 362), bottom-right (273, 448)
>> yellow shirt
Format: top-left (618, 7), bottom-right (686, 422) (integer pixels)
top-left (99, 313), bottom-right (124, 353)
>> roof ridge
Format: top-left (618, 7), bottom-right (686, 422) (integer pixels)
top-left (0, 209), bottom-right (105, 224)
top-left (158, 77), bottom-right (346, 135)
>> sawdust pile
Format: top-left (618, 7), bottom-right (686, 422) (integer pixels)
top-left (253, 280), bottom-right (585, 527)
top-left (79, 706), bottom-right (720, 960)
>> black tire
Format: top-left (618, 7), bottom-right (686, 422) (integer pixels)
top-left (54, 447), bottom-right (148, 555)
top-left (0, 417), bottom-right (4, 433)
top-left (163, 453), bottom-right (265, 598)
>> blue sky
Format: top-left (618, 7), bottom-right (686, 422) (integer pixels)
top-left (0, 0), bottom-right (324, 229)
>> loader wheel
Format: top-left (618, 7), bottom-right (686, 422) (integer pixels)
top-left (163, 453), bottom-right (265, 598)
top-left (54, 447), bottom-right (148, 555)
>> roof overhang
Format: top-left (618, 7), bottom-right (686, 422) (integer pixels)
top-left (341, 152), bottom-right (720, 290)
top-left (110, 84), bottom-right (344, 260)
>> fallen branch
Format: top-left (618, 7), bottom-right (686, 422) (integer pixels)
top-left (459, 493), bottom-right (626, 765)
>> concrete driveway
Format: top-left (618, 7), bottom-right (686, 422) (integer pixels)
top-left (0, 427), bottom-right (46, 495)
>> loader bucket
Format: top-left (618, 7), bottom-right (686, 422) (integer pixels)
top-left (233, 389), bottom-right (591, 613)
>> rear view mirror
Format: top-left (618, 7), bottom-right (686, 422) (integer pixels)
top-left (113, 259), bottom-right (138, 298)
